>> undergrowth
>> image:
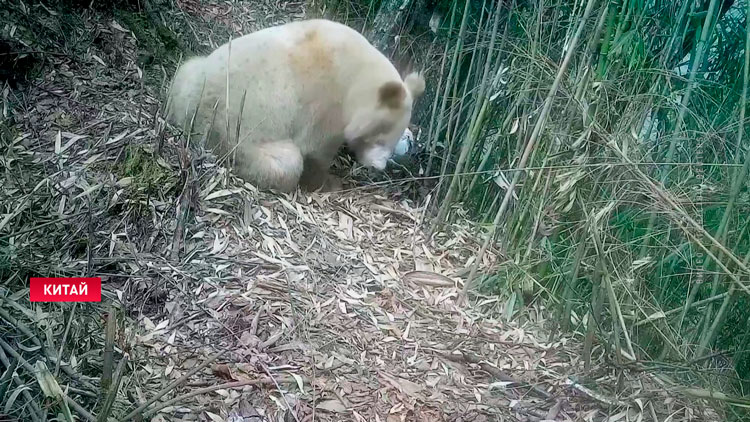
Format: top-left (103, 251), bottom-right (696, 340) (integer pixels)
top-left (321, 0), bottom-right (750, 418)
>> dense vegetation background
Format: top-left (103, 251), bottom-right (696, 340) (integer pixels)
top-left (330, 0), bottom-right (750, 417)
top-left (2, 0), bottom-right (750, 419)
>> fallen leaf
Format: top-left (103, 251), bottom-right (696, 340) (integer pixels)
top-left (205, 411), bottom-right (224, 422)
top-left (381, 373), bottom-right (424, 398)
top-left (212, 364), bottom-right (233, 380)
top-left (403, 271), bottom-right (454, 288)
top-left (317, 399), bottom-right (347, 413)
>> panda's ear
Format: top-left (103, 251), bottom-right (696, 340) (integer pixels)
top-left (378, 81), bottom-right (406, 109)
top-left (404, 72), bottom-right (425, 98)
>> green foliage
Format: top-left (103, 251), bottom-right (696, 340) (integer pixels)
top-left (118, 144), bottom-right (174, 197)
top-left (113, 7), bottom-right (183, 68)
top-left (296, 0), bottom-right (750, 414)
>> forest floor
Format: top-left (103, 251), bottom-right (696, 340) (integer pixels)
top-left (0, 0), bottom-right (721, 421)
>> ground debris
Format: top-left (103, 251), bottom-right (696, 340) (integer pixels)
top-left (0, 1), bottom-right (721, 422)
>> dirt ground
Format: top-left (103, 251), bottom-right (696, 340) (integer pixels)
top-left (0, 1), bottom-right (721, 421)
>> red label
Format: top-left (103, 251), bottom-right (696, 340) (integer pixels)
top-left (30, 278), bottom-right (102, 302)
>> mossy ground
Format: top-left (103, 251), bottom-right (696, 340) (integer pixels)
top-left (118, 144), bottom-right (176, 196)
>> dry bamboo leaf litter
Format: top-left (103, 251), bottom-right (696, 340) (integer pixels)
top-left (0, 1), bottom-right (724, 421)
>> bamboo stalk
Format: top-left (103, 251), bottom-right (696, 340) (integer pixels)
top-left (639, 0), bottom-right (722, 259)
top-left (434, 0), bottom-right (506, 229)
top-left (590, 212), bottom-right (636, 360)
top-left (558, 168), bottom-right (609, 334)
top-left (463, 5), bottom-right (516, 198)
top-left (693, 11), bottom-right (750, 356)
top-left (462, 0), bottom-right (600, 299)
top-left (424, 1), bottom-right (457, 173)
top-left (596, 2), bottom-right (617, 78)
top-left (678, 5), bottom-right (750, 335)
top-left (438, 2), bottom-right (487, 184)
top-left (584, 270), bottom-right (606, 372)
top-left (426, 0), bottom-right (471, 174)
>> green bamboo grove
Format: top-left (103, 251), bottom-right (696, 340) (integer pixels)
top-left (318, 0), bottom-right (750, 417)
